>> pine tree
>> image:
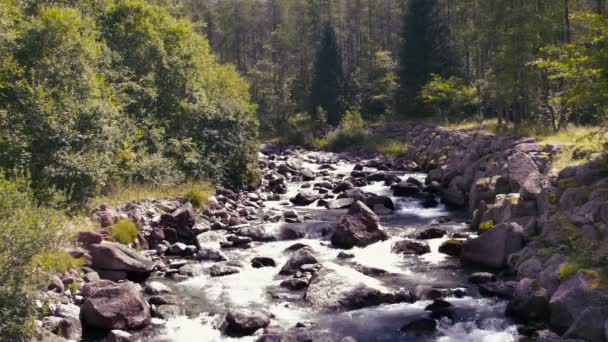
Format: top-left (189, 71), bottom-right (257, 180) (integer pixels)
top-left (397, 0), bottom-right (457, 116)
top-left (309, 23), bottom-right (345, 126)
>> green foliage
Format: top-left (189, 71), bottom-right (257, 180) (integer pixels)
top-left (0, 176), bottom-right (67, 341)
top-left (309, 23), bottom-right (345, 126)
top-left (34, 251), bottom-right (84, 273)
top-left (0, 0), bottom-right (259, 205)
top-left (183, 183), bottom-right (214, 209)
top-left (420, 74), bottom-right (479, 121)
top-left (111, 219), bottom-right (139, 245)
top-left (532, 13), bottom-right (608, 131)
top-left (374, 140), bottom-right (408, 156)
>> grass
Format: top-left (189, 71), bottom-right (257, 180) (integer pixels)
top-left (110, 219), bottom-right (140, 245)
top-left (90, 181), bottom-right (215, 209)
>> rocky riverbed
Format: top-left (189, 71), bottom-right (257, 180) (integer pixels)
top-left (38, 123), bottom-right (608, 342)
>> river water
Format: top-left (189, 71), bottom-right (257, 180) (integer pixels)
top-left (139, 150), bottom-right (518, 342)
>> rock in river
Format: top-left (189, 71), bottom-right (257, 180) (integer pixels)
top-left (331, 201), bottom-right (388, 249)
top-left (81, 281), bottom-right (150, 331)
top-left (304, 263), bottom-right (408, 311)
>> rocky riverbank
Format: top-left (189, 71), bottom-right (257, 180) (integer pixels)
top-left (37, 123), bottom-right (608, 342)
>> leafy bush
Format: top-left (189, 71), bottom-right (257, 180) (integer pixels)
top-left (420, 74), bottom-right (479, 121)
top-left (111, 219), bottom-right (139, 245)
top-left (0, 176), bottom-right (68, 341)
top-left (184, 183), bottom-right (214, 209)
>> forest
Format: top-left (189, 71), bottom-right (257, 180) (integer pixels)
top-left (0, 0), bottom-right (607, 341)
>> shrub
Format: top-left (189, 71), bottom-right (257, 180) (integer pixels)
top-left (33, 251), bottom-right (85, 273)
top-left (184, 183), bottom-right (214, 209)
top-left (0, 176), bottom-right (67, 341)
top-left (111, 219), bottom-right (139, 245)
top-left (372, 139), bottom-right (408, 156)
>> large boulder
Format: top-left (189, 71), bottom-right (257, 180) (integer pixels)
top-left (549, 273), bottom-right (603, 332)
top-left (331, 201), bottom-right (388, 249)
top-left (508, 152), bottom-right (539, 194)
top-left (159, 203), bottom-right (198, 240)
top-left (80, 282), bottom-right (150, 331)
top-left (87, 242), bottom-right (154, 280)
top-left (304, 263), bottom-right (408, 311)
top-left (563, 306), bottom-right (608, 342)
top-left (391, 240), bottom-right (430, 255)
top-left (460, 224), bottom-right (524, 268)
top-left (506, 278), bottom-right (550, 323)
top-left (221, 310), bottom-right (271, 337)
top-left (461, 222), bottom-right (524, 268)
top-left (290, 190), bottom-right (318, 206)
top-left (279, 247), bottom-right (319, 275)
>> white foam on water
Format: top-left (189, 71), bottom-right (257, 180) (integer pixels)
top-left (350, 237), bottom-right (413, 275)
top-left (158, 314), bottom-right (256, 342)
top-left (420, 237), bottom-right (450, 264)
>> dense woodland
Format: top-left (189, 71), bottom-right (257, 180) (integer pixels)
top-left (0, 0), bottom-right (607, 340)
top-left (173, 0), bottom-right (608, 134)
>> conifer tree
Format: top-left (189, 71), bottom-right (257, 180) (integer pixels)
top-left (309, 23), bottom-right (345, 126)
top-left (397, 0), bottom-right (457, 116)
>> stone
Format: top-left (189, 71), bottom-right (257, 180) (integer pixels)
top-left (563, 306), bottom-right (608, 342)
top-left (280, 278), bottom-right (309, 291)
top-left (304, 263), bottom-right (407, 311)
top-left (159, 203), bottom-right (198, 240)
top-left (331, 201), bottom-right (388, 249)
top-left (251, 257), bottom-right (276, 268)
top-left (209, 264), bottom-right (241, 277)
top-left (506, 278), bottom-right (550, 323)
top-left (478, 281), bottom-right (518, 299)
top-left (153, 305), bottom-right (181, 320)
top-left (80, 281), bottom-right (150, 330)
top-left (81, 280), bottom-right (116, 298)
top-left (468, 272), bottom-right (496, 284)
top-left (549, 273), bottom-right (602, 331)
top-left (195, 231), bottom-right (227, 249)
top-left (290, 190), bottom-right (318, 206)
top-left (77, 231), bottom-right (104, 245)
top-left (221, 310), bottom-right (271, 337)
top-left (300, 168), bottom-right (316, 181)
top-left (87, 242), bottom-right (154, 279)
top-left (326, 198), bottom-right (355, 210)
top-left (196, 247), bottom-right (229, 262)
top-left (461, 222), bottom-right (525, 268)
top-left (279, 247), bottom-right (318, 275)
top-left (508, 152), bottom-right (539, 193)
top-left (391, 239), bottom-right (430, 255)
top-left (416, 228), bottom-right (446, 240)
top-left (48, 276), bottom-right (65, 293)
top-left (391, 181), bottom-right (421, 197)
top-left (107, 330), bottom-right (132, 342)
top-left (438, 239), bottom-right (463, 257)
top-left (144, 281), bottom-right (172, 295)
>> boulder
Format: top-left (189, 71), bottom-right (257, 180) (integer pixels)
top-left (144, 281), bottom-right (172, 295)
top-left (326, 198), bottom-right (355, 210)
top-left (77, 231), bottom-right (104, 245)
top-left (237, 225), bottom-right (276, 242)
top-left (549, 273), bottom-right (602, 331)
top-left (468, 272), bottom-right (496, 284)
top-left (87, 242), bottom-right (154, 280)
top-left (304, 263), bottom-right (407, 311)
top-left (195, 231), bottom-right (227, 250)
top-left (196, 247), bottom-right (228, 262)
top-left (331, 201), bottom-right (388, 249)
top-left (391, 182), bottom-right (420, 197)
top-left (290, 190), bottom-right (318, 206)
top-left (300, 168), bottom-right (316, 181)
top-left (251, 257), bottom-right (276, 268)
top-left (438, 239), bottom-right (463, 257)
top-left (81, 280), bottom-right (116, 298)
top-left (80, 281), bottom-right (150, 330)
top-left (391, 240), bottom-right (430, 255)
top-left (461, 222), bottom-right (524, 268)
top-left (508, 152), bottom-right (539, 193)
top-left (221, 310), bottom-right (271, 337)
top-left (159, 203), bottom-right (198, 240)
top-left (280, 278), bottom-right (309, 291)
top-left (563, 306), bottom-right (608, 342)
top-left (208, 263), bottom-right (241, 277)
top-left (478, 281), bottom-right (517, 299)
top-left (506, 278), bottom-right (550, 323)
top-left (416, 228), bottom-right (446, 240)
top-left (279, 247), bottom-right (319, 275)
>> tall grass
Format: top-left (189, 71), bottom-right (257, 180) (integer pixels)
top-left (90, 181), bottom-right (215, 208)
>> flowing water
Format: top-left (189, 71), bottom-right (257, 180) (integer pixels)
top-left (137, 150), bottom-right (518, 342)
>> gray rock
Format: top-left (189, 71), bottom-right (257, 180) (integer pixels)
top-left (208, 263), bottom-right (241, 277)
top-left (508, 152), bottom-right (539, 193)
top-left (221, 310), bottom-right (271, 337)
top-left (196, 247), bottom-right (229, 261)
top-left (81, 281), bottom-right (150, 330)
top-left (304, 263), bottom-right (407, 311)
top-left (549, 273), bottom-right (603, 331)
top-left (331, 201), bottom-right (388, 249)
top-left (563, 306), bottom-right (608, 342)
top-left (506, 278), bottom-right (550, 323)
top-left (144, 281), bottom-right (172, 295)
top-left (391, 239), bottom-right (430, 255)
top-left (87, 242), bottom-right (154, 276)
top-left (461, 222), bottom-right (525, 268)
top-left (279, 247), bottom-right (318, 275)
